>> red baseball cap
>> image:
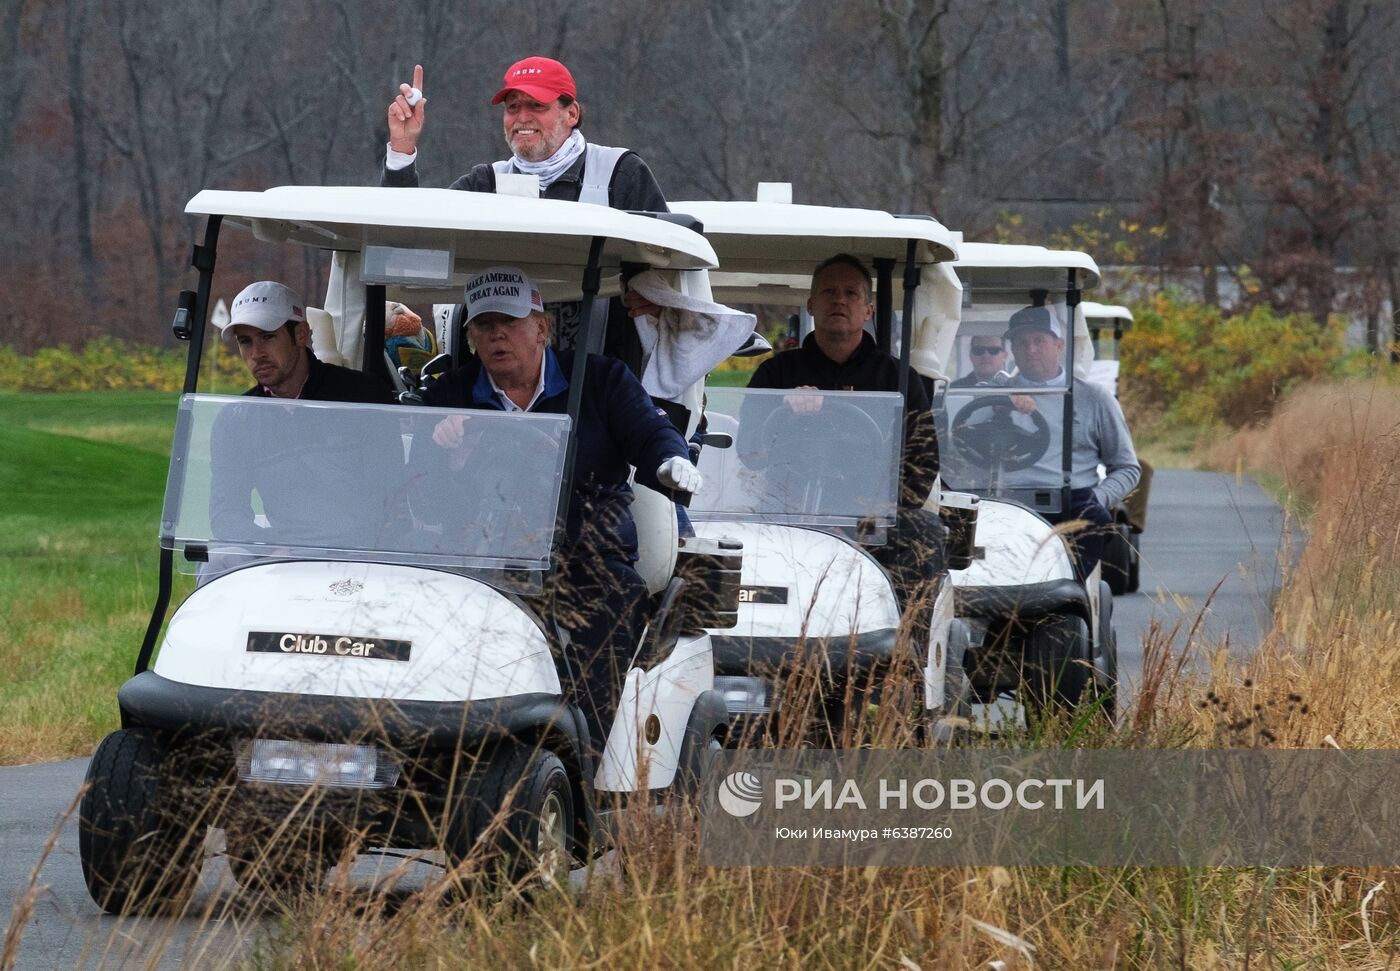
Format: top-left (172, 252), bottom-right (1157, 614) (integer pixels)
top-left (491, 56), bottom-right (577, 105)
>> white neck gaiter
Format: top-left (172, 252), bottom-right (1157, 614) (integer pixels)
top-left (510, 130), bottom-right (586, 189)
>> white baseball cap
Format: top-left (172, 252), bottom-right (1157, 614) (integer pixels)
top-left (224, 281), bottom-right (306, 341)
top-left (464, 266), bottom-right (544, 323)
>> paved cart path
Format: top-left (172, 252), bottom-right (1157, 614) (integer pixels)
top-left (1111, 468), bottom-right (1290, 695)
top-left (0, 468), bottom-right (1287, 968)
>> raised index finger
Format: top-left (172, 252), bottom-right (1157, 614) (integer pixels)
top-left (413, 63), bottom-right (423, 91)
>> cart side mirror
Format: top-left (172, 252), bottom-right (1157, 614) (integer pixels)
top-left (419, 352), bottom-right (452, 389)
top-left (171, 290), bottom-right (197, 341)
top-left (698, 432), bottom-right (733, 449)
top-left (938, 490), bottom-right (980, 571)
top-left (733, 331), bottom-right (772, 358)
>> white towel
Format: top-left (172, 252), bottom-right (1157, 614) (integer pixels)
top-left (627, 269), bottom-right (756, 400)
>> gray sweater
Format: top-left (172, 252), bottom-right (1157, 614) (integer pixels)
top-left (1004, 373), bottom-right (1141, 507)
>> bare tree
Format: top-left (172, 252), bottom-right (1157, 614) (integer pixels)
top-left (1252, 0), bottom-right (1382, 324)
top-left (63, 0), bottom-right (97, 298)
top-left (0, 0), bottom-right (31, 163)
top-left (1122, 0), bottom-right (1245, 304)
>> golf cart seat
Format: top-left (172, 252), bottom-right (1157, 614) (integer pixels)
top-left (631, 481), bottom-right (679, 594)
top-left (305, 307), bottom-right (348, 367)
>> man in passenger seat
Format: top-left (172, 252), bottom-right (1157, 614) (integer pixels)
top-left (422, 266), bottom-right (703, 765)
top-left (206, 282), bottom-right (399, 571)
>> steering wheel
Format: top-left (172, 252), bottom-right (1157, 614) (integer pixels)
top-left (755, 396), bottom-right (890, 476)
top-left (741, 396), bottom-right (897, 520)
top-left (417, 417), bottom-right (564, 558)
top-left (949, 395), bottom-right (1052, 472)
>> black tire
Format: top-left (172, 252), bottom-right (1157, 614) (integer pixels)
top-left (1126, 530), bottom-right (1141, 593)
top-left (942, 619), bottom-right (976, 722)
top-left (674, 690), bottom-right (729, 795)
top-left (1102, 522), bottom-right (1134, 595)
top-left (1092, 582), bottom-right (1120, 722)
top-left (1021, 613), bottom-right (1094, 714)
top-left (921, 618), bottom-right (974, 745)
top-left (79, 729), bottom-right (202, 915)
top-left (448, 743), bottom-right (575, 889)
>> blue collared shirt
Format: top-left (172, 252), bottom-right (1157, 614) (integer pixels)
top-left (471, 347), bottom-right (570, 411)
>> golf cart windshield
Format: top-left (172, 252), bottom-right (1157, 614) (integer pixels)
top-left (160, 395), bottom-right (569, 579)
top-left (940, 292), bottom-right (1073, 514)
top-left (690, 387), bottom-right (901, 531)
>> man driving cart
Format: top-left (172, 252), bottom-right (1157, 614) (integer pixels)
top-left (742, 253), bottom-right (944, 642)
top-left (995, 305), bottom-right (1140, 579)
top-left (422, 266), bottom-right (704, 762)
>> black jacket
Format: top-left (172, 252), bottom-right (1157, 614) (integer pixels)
top-left (746, 333), bottom-right (939, 505)
top-left (242, 352), bottom-right (395, 404)
top-left (381, 147), bottom-right (668, 213)
top-left (211, 355), bottom-right (398, 542)
top-left (382, 147), bottom-right (667, 375)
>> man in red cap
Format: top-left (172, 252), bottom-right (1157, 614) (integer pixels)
top-left (382, 57), bottom-right (666, 213)
top-left (381, 57), bottom-right (668, 371)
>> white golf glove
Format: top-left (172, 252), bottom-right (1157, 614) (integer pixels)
top-left (656, 456), bottom-right (703, 494)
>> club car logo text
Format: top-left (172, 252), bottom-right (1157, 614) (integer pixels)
top-left (246, 631), bottom-right (412, 662)
top-left (738, 585), bottom-right (788, 605)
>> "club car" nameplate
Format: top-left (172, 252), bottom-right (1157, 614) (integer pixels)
top-left (246, 631), bottom-right (412, 661)
top-left (738, 585), bottom-right (789, 605)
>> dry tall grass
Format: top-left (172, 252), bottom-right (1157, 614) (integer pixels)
top-left (7, 379), bottom-right (1400, 970)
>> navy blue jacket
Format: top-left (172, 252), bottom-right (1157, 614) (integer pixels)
top-left (423, 349), bottom-right (688, 561)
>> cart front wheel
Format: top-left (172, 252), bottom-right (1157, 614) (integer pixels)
top-left (79, 728), bottom-right (202, 915)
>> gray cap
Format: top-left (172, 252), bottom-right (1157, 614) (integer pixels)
top-left (1003, 305), bottom-right (1063, 340)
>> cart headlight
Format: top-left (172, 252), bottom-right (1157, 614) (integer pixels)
top-left (715, 676), bottom-right (773, 715)
top-left (237, 739), bottom-right (399, 789)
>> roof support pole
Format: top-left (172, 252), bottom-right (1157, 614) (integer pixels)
top-left (1061, 267), bottom-right (1080, 536)
top-left (137, 214), bottom-right (222, 677)
top-left (182, 215), bottom-right (222, 395)
top-left (362, 284), bottom-right (387, 382)
top-left (894, 241), bottom-right (923, 519)
top-left (873, 257), bottom-right (895, 352)
top-left (555, 236), bottom-right (607, 542)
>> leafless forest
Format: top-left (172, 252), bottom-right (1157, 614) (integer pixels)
top-left (2, 0), bottom-right (1397, 348)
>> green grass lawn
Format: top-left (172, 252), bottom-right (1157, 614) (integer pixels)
top-left (0, 392), bottom-right (188, 763)
top-left (0, 377), bottom-right (769, 765)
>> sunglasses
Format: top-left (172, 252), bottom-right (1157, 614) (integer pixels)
top-left (969, 345), bottom-right (1005, 356)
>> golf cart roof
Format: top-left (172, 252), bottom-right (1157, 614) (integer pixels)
top-left (670, 200), bottom-right (959, 271)
top-left (185, 186), bottom-right (718, 273)
top-left (952, 240), bottom-right (1101, 291)
top-left (669, 200), bottom-right (961, 380)
top-left (1081, 301), bottom-right (1133, 326)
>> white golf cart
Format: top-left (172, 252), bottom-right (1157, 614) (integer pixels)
top-left (669, 194), bottom-right (977, 744)
top-left (1081, 301), bottom-right (1132, 399)
top-left (1082, 300), bottom-right (1147, 594)
top-left (78, 187), bottom-right (740, 914)
top-left (933, 241), bottom-right (1119, 725)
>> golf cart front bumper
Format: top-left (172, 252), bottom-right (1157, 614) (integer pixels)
top-left (119, 670), bottom-right (578, 751)
top-left (709, 627), bottom-right (904, 729)
top-left (954, 579), bottom-right (1089, 624)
